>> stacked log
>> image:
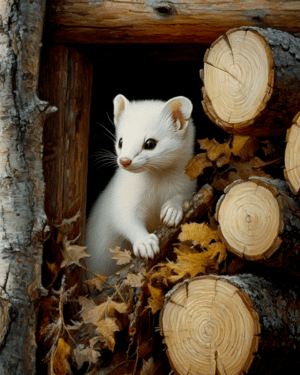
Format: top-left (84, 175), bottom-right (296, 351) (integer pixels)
top-left (160, 275), bottom-right (300, 375)
top-left (201, 27), bottom-right (300, 136)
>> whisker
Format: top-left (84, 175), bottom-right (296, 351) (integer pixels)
top-left (96, 122), bottom-right (116, 143)
top-left (106, 112), bottom-right (115, 127)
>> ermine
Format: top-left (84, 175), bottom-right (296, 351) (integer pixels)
top-left (85, 94), bottom-right (197, 276)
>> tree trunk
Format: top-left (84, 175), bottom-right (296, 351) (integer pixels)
top-left (160, 274), bottom-right (300, 375)
top-left (46, 0), bottom-right (300, 44)
top-left (284, 111), bottom-right (300, 195)
top-left (201, 27), bottom-right (300, 136)
top-left (215, 177), bottom-right (300, 273)
top-left (0, 0), bottom-right (50, 374)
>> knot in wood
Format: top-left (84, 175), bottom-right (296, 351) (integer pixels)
top-left (153, 2), bottom-right (175, 16)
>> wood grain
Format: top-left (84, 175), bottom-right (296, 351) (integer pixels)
top-left (46, 0), bottom-right (300, 44)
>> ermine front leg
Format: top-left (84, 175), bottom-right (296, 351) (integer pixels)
top-left (160, 194), bottom-right (188, 227)
top-left (119, 216), bottom-right (160, 259)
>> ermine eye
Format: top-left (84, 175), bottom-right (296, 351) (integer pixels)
top-left (144, 139), bottom-right (157, 150)
top-left (118, 138), bottom-right (123, 148)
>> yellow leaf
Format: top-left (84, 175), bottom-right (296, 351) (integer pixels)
top-left (109, 246), bottom-right (132, 265)
top-left (53, 338), bottom-right (72, 375)
top-left (147, 284), bottom-right (165, 314)
top-left (96, 317), bottom-right (120, 351)
top-left (186, 153), bottom-right (213, 180)
top-left (178, 222), bottom-right (220, 247)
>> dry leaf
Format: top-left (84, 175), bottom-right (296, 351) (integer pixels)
top-left (124, 268), bottom-right (146, 288)
top-left (110, 246), bottom-right (132, 265)
top-left (96, 317), bottom-right (120, 351)
top-left (178, 222), bottom-right (220, 247)
top-left (84, 275), bottom-right (106, 292)
top-left (231, 135), bottom-right (258, 161)
top-left (61, 242), bottom-right (90, 268)
top-left (186, 153), bottom-right (213, 180)
top-left (79, 296), bottom-right (127, 325)
top-left (147, 284), bottom-right (165, 314)
top-left (166, 242), bottom-right (226, 283)
top-left (53, 338), bottom-right (72, 375)
top-left (140, 357), bottom-right (156, 375)
top-left (73, 345), bottom-right (101, 369)
top-left (199, 138), bottom-right (231, 167)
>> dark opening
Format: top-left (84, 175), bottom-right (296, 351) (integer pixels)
top-left (85, 44), bottom-right (229, 215)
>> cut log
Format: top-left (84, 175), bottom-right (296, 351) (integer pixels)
top-left (201, 27), bottom-right (300, 136)
top-left (284, 111), bottom-right (300, 195)
top-left (215, 177), bottom-right (300, 273)
top-left (160, 274), bottom-right (300, 375)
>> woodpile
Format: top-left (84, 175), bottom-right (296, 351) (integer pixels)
top-left (39, 26), bottom-right (300, 375)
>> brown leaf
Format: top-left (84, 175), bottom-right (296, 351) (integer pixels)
top-left (53, 338), bottom-right (72, 375)
top-left (79, 296), bottom-right (127, 326)
top-left (147, 284), bottom-right (165, 314)
top-left (73, 345), bottom-right (101, 369)
top-left (200, 138), bottom-right (231, 167)
top-left (124, 268), bottom-right (146, 288)
top-left (109, 246), bottom-right (132, 265)
top-left (96, 317), bottom-right (120, 351)
top-left (84, 275), bottom-right (106, 292)
top-left (231, 135), bottom-right (258, 161)
top-left (186, 153), bottom-right (213, 180)
top-left (61, 242), bottom-right (90, 268)
top-left (140, 357), bottom-right (156, 375)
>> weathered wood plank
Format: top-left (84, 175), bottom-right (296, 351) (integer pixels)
top-left (47, 0), bottom-right (300, 44)
top-left (39, 46), bottom-right (92, 246)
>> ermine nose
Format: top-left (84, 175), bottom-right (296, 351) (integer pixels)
top-left (119, 157), bottom-right (132, 167)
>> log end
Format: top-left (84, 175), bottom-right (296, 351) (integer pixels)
top-left (160, 276), bottom-right (260, 375)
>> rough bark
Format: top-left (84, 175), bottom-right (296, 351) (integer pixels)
top-left (46, 0), bottom-right (300, 44)
top-left (39, 46), bottom-right (92, 246)
top-left (201, 27), bottom-right (300, 136)
top-left (0, 0), bottom-right (50, 374)
top-left (284, 111), bottom-right (300, 195)
top-left (216, 177), bottom-right (300, 274)
top-left (160, 274), bottom-right (300, 375)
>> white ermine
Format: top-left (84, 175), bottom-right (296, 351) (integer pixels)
top-left (85, 94), bottom-right (197, 276)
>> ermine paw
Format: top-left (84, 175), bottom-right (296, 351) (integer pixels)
top-left (160, 200), bottom-right (183, 227)
top-left (133, 233), bottom-right (160, 259)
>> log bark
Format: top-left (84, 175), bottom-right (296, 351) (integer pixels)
top-left (215, 177), bottom-right (300, 273)
top-left (160, 274), bottom-right (300, 375)
top-left (201, 27), bottom-right (300, 136)
top-left (0, 0), bottom-right (49, 373)
top-left (39, 46), bottom-right (92, 246)
top-left (284, 111), bottom-right (300, 195)
top-left (46, 0), bottom-right (300, 45)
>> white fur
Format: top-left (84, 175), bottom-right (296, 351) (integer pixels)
top-left (85, 95), bottom-right (197, 276)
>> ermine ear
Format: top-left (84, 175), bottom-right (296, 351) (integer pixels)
top-left (162, 96), bottom-right (193, 131)
top-left (113, 94), bottom-right (130, 126)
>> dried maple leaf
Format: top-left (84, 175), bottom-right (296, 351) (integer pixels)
top-left (53, 338), bottom-right (72, 375)
top-left (178, 222), bottom-right (220, 247)
top-left (79, 296), bottom-right (127, 325)
top-left (96, 317), bottom-right (120, 351)
top-left (84, 275), bottom-right (106, 292)
top-left (140, 357), bottom-right (156, 375)
top-left (73, 345), bottom-right (100, 369)
top-left (186, 153), bottom-right (213, 180)
top-left (110, 246), bottom-right (132, 265)
top-left (124, 268), bottom-right (146, 288)
top-left (199, 138), bottom-right (231, 167)
top-left (166, 242), bottom-right (226, 283)
top-left (230, 135), bottom-right (258, 161)
top-left (147, 284), bottom-right (165, 314)
top-left (61, 240), bottom-right (90, 268)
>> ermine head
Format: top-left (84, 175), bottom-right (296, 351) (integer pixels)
top-left (113, 94), bottom-right (194, 174)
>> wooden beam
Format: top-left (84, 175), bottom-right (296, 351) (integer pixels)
top-left (47, 0), bottom-right (300, 44)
